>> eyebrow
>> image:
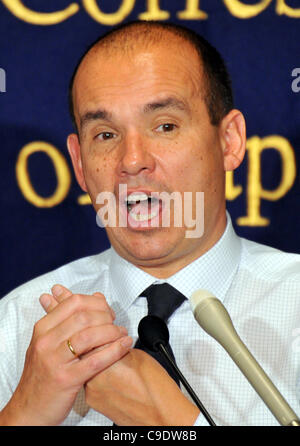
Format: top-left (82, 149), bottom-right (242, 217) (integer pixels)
top-left (80, 96), bottom-right (190, 131)
top-left (143, 97), bottom-right (190, 114)
top-left (80, 109), bottom-right (113, 131)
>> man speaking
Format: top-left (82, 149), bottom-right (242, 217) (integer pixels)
top-left (0, 21), bottom-right (299, 426)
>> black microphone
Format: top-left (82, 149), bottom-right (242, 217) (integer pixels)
top-left (138, 315), bottom-right (216, 426)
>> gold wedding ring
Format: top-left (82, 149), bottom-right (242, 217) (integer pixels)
top-left (67, 339), bottom-right (77, 356)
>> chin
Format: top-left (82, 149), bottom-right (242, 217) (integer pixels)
top-left (108, 224), bottom-right (188, 262)
top-left (115, 234), bottom-right (177, 263)
top-left (130, 244), bottom-right (173, 263)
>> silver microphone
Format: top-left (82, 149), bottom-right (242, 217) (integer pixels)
top-left (190, 289), bottom-right (300, 426)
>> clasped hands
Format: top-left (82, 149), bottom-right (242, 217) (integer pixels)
top-left (2, 285), bottom-right (199, 426)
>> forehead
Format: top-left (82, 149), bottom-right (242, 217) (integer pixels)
top-left (73, 38), bottom-right (204, 118)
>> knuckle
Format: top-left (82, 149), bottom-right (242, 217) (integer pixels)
top-left (71, 293), bottom-right (85, 310)
top-left (54, 368), bottom-right (69, 388)
top-left (77, 328), bottom-right (91, 346)
top-left (72, 293), bottom-right (83, 305)
top-left (87, 354), bottom-right (103, 372)
top-left (33, 320), bottom-right (43, 338)
top-left (93, 293), bottom-right (110, 310)
top-left (74, 310), bottom-right (90, 327)
top-left (93, 292), bottom-right (105, 300)
top-left (34, 335), bottom-right (49, 355)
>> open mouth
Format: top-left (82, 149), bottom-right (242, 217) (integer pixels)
top-left (124, 192), bottom-right (162, 225)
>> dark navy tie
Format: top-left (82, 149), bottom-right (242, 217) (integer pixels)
top-left (134, 283), bottom-right (187, 386)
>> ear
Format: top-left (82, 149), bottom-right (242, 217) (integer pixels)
top-left (219, 109), bottom-right (246, 171)
top-left (67, 133), bottom-right (88, 192)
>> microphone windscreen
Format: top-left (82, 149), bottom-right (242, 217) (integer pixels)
top-left (138, 315), bottom-right (170, 351)
top-left (190, 289), bottom-right (216, 313)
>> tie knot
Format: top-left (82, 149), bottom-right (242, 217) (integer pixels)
top-left (140, 283), bottom-right (186, 322)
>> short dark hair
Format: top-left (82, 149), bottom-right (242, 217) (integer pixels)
top-left (68, 20), bottom-right (234, 133)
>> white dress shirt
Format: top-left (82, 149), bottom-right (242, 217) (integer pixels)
top-left (1, 214), bottom-right (300, 426)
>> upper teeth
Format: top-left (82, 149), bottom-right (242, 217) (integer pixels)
top-left (126, 193), bottom-right (149, 204)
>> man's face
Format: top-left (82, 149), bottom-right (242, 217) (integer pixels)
top-left (69, 38), bottom-right (228, 276)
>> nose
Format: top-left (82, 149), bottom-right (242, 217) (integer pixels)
top-left (117, 130), bottom-right (155, 178)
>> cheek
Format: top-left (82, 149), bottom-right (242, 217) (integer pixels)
top-left (82, 154), bottom-right (115, 197)
top-left (183, 146), bottom-right (222, 194)
top-left (176, 147), bottom-right (207, 188)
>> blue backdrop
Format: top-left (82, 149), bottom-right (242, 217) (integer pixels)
top-left (1, 0), bottom-right (300, 298)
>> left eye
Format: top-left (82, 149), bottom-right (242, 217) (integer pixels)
top-left (96, 132), bottom-right (116, 141)
top-left (156, 123), bottom-right (176, 132)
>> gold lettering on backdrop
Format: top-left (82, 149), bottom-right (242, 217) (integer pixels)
top-left (1, 0), bottom-right (79, 25)
top-left (16, 142), bottom-right (71, 208)
top-left (237, 135), bottom-right (296, 226)
top-left (225, 171), bottom-right (243, 200)
top-left (222, 0), bottom-right (272, 19)
top-left (78, 194), bottom-right (92, 204)
top-left (82, 0), bottom-right (135, 25)
top-left (138, 0), bottom-right (170, 20)
top-left (276, 0), bottom-right (300, 18)
top-left (177, 0), bottom-right (208, 20)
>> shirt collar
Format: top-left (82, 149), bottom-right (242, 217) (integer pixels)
top-left (109, 212), bottom-right (241, 310)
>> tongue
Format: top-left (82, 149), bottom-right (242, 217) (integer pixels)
top-left (130, 199), bottom-right (150, 213)
top-left (130, 198), bottom-right (159, 216)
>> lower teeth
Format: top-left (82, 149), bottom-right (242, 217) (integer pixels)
top-left (129, 210), bottom-right (158, 221)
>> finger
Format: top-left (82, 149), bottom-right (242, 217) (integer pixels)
top-left (39, 284), bottom-right (73, 314)
top-left (59, 324), bottom-right (128, 361)
top-left (38, 293), bottom-right (113, 333)
top-left (93, 292), bottom-right (115, 320)
top-left (45, 285), bottom-right (116, 322)
top-left (51, 284), bottom-right (73, 303)
top-left (39, 293), bottom-right (60, 313)
top-left (68, 336), bottom-right (133, 385)
top-left (48, 309), bottom-right (116, 347)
